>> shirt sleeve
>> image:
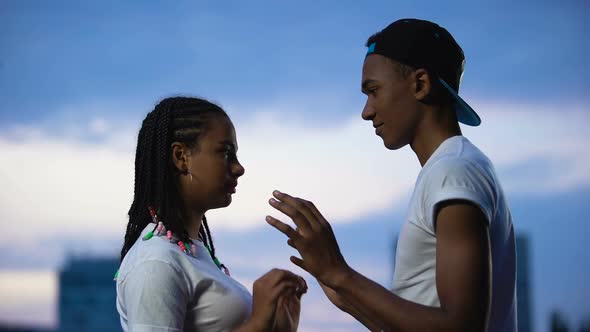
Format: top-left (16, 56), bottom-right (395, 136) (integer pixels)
top-left (423, 157), bottom-right (496, 232)
top-left (120, 260), bottom-right (189, 332)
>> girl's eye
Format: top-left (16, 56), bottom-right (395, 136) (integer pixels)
top-left (224, 149), bottom-right (237, 160)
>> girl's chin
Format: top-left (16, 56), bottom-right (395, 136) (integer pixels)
top-left (211, 195), bottom-right (232, 209)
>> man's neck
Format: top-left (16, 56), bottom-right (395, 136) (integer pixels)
top-left (410, 106), bottom-right (462, 167)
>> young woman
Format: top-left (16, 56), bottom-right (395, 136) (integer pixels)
top-left (116, 97), bottom-right (306, 332)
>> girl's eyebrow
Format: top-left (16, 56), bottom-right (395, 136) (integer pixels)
top-left (218, 140), bottom-right (237, 151)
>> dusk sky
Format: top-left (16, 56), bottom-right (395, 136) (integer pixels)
top-left (1, 1), bottom-right (589, 331)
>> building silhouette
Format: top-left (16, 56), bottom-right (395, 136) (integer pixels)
top-left (516, 233), bottom-right (533, 332)
top-left (57, 256), bottom-right (120, 331)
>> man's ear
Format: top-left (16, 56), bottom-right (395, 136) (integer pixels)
top-left (413, 68), bottom-right (433, 102)
top-left (171, 142), bottom-right (189, 173)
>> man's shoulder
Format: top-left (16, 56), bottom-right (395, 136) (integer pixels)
top-left (424, 155), bottom-right (488, 183)
top-left (418, 149), bottom-right (498, 206)
top-left (427, 137), bottom-right (495, 180)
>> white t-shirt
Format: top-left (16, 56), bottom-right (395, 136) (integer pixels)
top-left (116, 224), bottom-right (252, 332)
top-left (391, 135), bottom-right (517, 332)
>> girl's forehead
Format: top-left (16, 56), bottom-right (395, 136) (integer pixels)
top-left (201, 116), bottom-right (237, 142)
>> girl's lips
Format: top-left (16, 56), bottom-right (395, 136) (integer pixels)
top-left (226, 181), bottom-right (238, 193)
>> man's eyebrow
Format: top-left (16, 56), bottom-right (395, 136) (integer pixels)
top-left (361, 79), bottom-right (378, 92)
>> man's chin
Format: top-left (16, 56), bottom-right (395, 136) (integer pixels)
top-left (384, 138), bottom-right (406, 150)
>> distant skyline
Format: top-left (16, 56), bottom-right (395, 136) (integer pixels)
top-left (1, 1), bottom-right (589, 331)
top-left (2, 186), bottom-right (589, 330)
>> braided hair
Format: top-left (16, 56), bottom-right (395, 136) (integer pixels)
top-left (121, 96), bottom-right (228, 267)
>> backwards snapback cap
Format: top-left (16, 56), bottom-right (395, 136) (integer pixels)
top-left (366, 19), bottom-right (481, 126)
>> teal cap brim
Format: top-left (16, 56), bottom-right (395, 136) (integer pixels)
top-left (439, 78), bottom-right (481, 126)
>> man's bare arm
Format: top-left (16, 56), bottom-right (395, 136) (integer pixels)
top-left (267, 191), bottom-right (491, 332)
top-left (330, 200), bottom-right (492, 331)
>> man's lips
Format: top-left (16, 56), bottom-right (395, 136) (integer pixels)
top-left (374, 123), bottom-right (384, 135)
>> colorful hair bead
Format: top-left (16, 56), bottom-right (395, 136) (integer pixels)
top-left (136, 213), bottom-right (228, 273)
top-left (213, 257), bottom-right (221, 268)
top-left (221, 264), bottom-right (231, 276)
top-left (142, 230), bottom-right (154, 241)
top-left (178, 241), bottom-right (186, 253)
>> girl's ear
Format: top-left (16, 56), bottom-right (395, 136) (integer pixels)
top-left (171, 142), bottom-right (189, 173)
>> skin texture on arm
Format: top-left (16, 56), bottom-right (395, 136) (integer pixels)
top-left (266, 191), bottom-right (491, 332)
top-left (317, 280), bottom-right (383, 332)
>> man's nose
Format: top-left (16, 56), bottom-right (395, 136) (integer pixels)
top-left (361, 102), bottom-right (375, 121)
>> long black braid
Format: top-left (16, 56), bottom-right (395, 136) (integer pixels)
top-left (121, 97), bottom-right (228, 268)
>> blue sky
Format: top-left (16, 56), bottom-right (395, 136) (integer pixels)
top-left (1, 1), bottom-right (589, 331)
top-left (2, 0), bottom-right (589, 125)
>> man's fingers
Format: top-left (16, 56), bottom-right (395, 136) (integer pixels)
top-left (290, 256), bottom-right (307, 271)
top-left (271, 190), bottom-right (320, 230)
top-left (300, 199), bottom-right (330, 227)
top-left (266, 216), bottom-right (297, 239)
top-left (269, 196), bottom-right (313, 231)
top-left (287, 238), bottom-right (296, 249)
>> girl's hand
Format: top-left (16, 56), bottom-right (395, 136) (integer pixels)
top-left (248, 269), bottom-right (305, 331)
top-left (273, 278), bottom-right (307, 332)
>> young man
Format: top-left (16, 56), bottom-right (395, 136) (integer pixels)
top-left (266, 18), bottom-right (517, 332)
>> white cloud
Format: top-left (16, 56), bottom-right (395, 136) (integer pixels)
top-left (461, 103), bottom-right (590, 194)
top-left (1, 99), bottom-right (588, 330)
top-left (0, 271), bottom-right (57, 328)
top-left (0, 101), bottom-right (588, 241)
top-left (0, 138), bottom-right (135, 240)
top-left (88, 117), bottom-right (109, 135)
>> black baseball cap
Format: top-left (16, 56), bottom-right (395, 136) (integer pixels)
top-left (366, 18), bottom-right (481, 126)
